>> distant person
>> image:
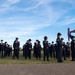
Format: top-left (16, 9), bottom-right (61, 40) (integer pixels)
top-left (8, 45), bottom-right (12, 56)
top-left (4, 42), bottom-right (9, 57)
top-left (55, 43), bottom-right (58, 58)
top-left (71, 36), bottom-right (75, 61)
top-left (38, 40), bottom-right (41, 59)
top-left (65, 42), bottom-right (70, 57)
top-left (56, 33), bottom-right (63, 63)
top-left (49, 43), bottom-right (52, 58)
top-left (25, 39), bottom-right (32, 59)
top-left (23, 40), bottom-right (29, 59)
top-left (0, 40), bottom-right (4, 58)
top-left (43, 36), bottom-right (49, 61)
top-left (61, 38), bottom-right (66, 60)
top-left (23, 44), bottom-right (26, 57)
top-left (13, 37), bottom-right (20, 59)
top-left (28, 39), bottom-right (32, 59)
top-left (50, 41), bottom-right (55, 58)
top-left (33, 40), bottom-right (41, 59)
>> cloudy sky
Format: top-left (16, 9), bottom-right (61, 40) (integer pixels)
top-left (0, 0), bottom-right (75, 47)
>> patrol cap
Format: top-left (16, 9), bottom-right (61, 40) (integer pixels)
top-left (71, 36), bottom-right (74, 39)
top-left (16, 37), bottom-right (18, 39)
top-left (57, 33), bottom-right (62, 36)
top-left (1, 40), bottom-right (3, 41)
top-left (52, 41), bottom-right (54, 43)
top-left (61, 38), bottom-right (64, 40)
top-left (44, 36), bottom-right (48, 40)
top-left (36, 40), bottom-right (38, 41)
top-left (5, 42), bottom-right (7, 43)
top-left (38, 40), bottom-right (40, 44)
top-left (29, 39), bottom-right (32, 41)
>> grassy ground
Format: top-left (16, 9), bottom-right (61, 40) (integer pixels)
top-left (0, 51), bottom-right (75, 64)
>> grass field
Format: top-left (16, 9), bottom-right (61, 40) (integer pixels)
top-left (0, 51), bottom-right (75, 64)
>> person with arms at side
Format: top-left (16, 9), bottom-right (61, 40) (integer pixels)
top-left (71, 36), bottom-right (75, 61)
top-left (13, 37), bottom-right (20, 59)
top-left (27, 39), bottom-right (32, 59)
top-left (0, 40), bottom-right (4, 58)
top-left (56, 33), bottom-right (63, 63)
top-left (43, 36), bottom-right (49, 61)
top-left (61, 38), bottom-right (66, 60)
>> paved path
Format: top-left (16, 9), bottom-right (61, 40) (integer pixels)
top-left (0, 64), bottom-right (75, 75)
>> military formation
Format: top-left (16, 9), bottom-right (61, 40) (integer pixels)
top-left (0, 33), bottom-right (75, 63)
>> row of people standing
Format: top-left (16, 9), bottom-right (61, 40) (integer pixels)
top-left (42, 35), bottom-right (70, 62)
top-left (0, 40), bottom-right (12, 58)
top-left (22, 35), bottom-right (71, 62)
top-left (0, 33), bottom-right (74, 63)
top-left (56, 33), bottom-right (75, 62)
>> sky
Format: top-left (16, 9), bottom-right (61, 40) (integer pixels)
top-left (0, 0), bottom-right (75, 47)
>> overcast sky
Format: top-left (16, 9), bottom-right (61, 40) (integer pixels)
top-left (0, 0), bottom-right (75, 47)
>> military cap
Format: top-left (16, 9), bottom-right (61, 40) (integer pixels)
top-left (57, 33), bottom-right (62, 35)
top-left (52, 41), bottom-right (54, 43)
top-left (44, 36), bottom-right (48, 40)
top-left (16, 37), bottom-right (18, 39)
top-left (61, 38), bottom-right (64, 40)
top-left (29, 39), bottom-right (32, 41)
top-left (5, 42), bottom-right (7, 43)
top-left (36, 40), bottom-right (38, 41)
top-left (38, 40), bottom-right (40, 44)
top-left (1, 40), bottom-right (3, 41)
top-left (71, 36), bottom-right (74, 39)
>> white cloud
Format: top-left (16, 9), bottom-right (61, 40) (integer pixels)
top-left (56, 17), bottom-right (75, 26)
top-left (0, 0), bottom-right (75, 46)
top-left (7, 0), bottom-right (21, 4)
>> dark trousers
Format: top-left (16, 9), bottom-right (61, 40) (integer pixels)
top-left (1, 50), bottom-right (4, 58)
top-left (4, 50), bottom-right (7, 57)
top-left (43, 49), bottom-right (49, 61)
top-left (49, 50), bottom-right (52, 58)
top-left (4, 50), bottom-right (11, 57)
top-left (57, 47), bottom-right (62, 62)
top-left (28, 50), bottom-right (31, 59)
top-left (62, 50), bottom-right (66, 60)
top-left (13, 48), bottom-right (19, 59)
top-left (24, 50), bottom-right (28, 59)
top-left (53, 51), bottom-right (56, 58)
top-left (35, 50), bottom-right (41, 59)
top-left (66, 50), bottom-right (70, 57)
top-left (71, 51), bottom-right (75, 60)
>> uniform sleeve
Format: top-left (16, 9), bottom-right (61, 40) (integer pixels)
top-left (56, 38), bottom-right (62, 47)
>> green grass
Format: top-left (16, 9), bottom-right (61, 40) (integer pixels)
top-left (0, 51), bottom-right (74, 64)
top-left (0, 57), bottom-right (75, 64)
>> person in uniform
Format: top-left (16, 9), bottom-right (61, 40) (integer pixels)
top-left (43, 36), bottom-right (49, 61)
top-left (38, 40), bottom-right (41, 59)
top-left (56, 33), bottom-right (63, 63)
top-left (33, 40), bottom-right (41, 59)
top-left (51, 41), bottom-right (55, 58)
top-left (4, 42), bottom-right (9, 57)
top-left (65, 42), bottom-right (70, 58)
top-left (13, 37), bottom-right (20, 59)
top-left (22, 44), bottom-right (26, 57)
top-left (49, 43), bottom-right (52, 58)
top-left (27, 39), bottom-right (32, 59)
top-left (71, 36), bottom-right (75, 61)
top-left (0, 40), bottom-right (4, 58)
top-left (23, 40), bottom-right (29, 59)
top-left (55, 43), bottom-right (58, 58)
top-left (8, 45), bottom-right (12, 56)
top-left (61, 38), bottom-right (66, 60)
